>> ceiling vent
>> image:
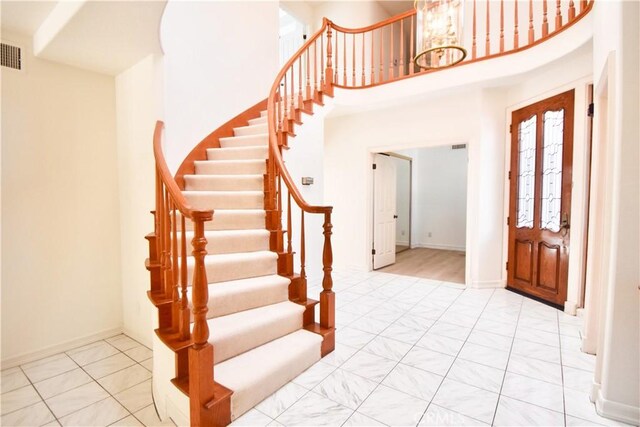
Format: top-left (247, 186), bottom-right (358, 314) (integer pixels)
top-left (451, 144), bottom-right (467, 150)
top-left (1, 42), bottom-right (22, 71)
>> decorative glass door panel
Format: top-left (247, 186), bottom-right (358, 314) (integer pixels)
top-left (507, 91), bottom-right (575, 306)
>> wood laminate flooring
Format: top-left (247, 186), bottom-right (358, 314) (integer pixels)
top-left (379, 247), bottom-right (465, 284)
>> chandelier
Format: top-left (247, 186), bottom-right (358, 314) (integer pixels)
top-left (414, 0), bottom-right (467, 70)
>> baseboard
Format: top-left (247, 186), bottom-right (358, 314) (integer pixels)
top-left (412, 243), bottom-right (466, 252)
top-left (396, 240), bottom-right (409, 246)
top-left (470, 279), bottom-right (505, 289)
top-left (1, 326), bottom-right (123, 369)
top-left (564, 300), bottom-right (578, 315)
top-left (595, 386), bottom-right (640, 425)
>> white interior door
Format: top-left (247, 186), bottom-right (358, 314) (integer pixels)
top-left (373, 154), bottom-right (397, 269)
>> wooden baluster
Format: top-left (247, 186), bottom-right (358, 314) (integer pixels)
top-left (343, 33), bottom-right (347, 85)
top-left (305, 47), bottom-right (311, 100)
top-left (500, 0), bottom-right (505, 52)
top-left (314, 40), bottom-right (318, 94)
top-left (514, 0), bottom-right (519, 49)
top-left (370, 30), bottom-right (375, 83)
top-left (361, 32), bottom-right (365, 85)
top-left (298, 58), bottom-right (303, 110)
top-left (171, 200), bottom-right (179, 331)
top-left (472, 0), bottom-right (477, 59)
top-left (334, 28), bottom-right (338, 84)
top-left (153, 169), bottom-right (163, 294)
top-left (163, 188), bottom-right (171, 298)
top-left (568, 0), bottom-right (576, 20)
top-left (389, 22), bottom-right (394, 79)
top-left (325, 25), bottom-right (333, 93)
top-left (277, 87), bottom-right (282, 135)
top-left (283, 74), bottom-right (288, 131)
top-left (287, 192), bottom-right (292, 254)
top-left (580, 0), bottom-right (587, 13)
top-left (528, 0), bottom-right (534, 44)
top-left (320, 211), bottom-right (335, 331)
top-left (485, 0), bottom-right (491, 55)
top-left (180, 214), bottom-right (189, 340)
top-left (299, 211), bottom-right (307, 303)
top-left (289, 66), bottom-right (295, 120)
top-left (555, 0), bottom-right (562, 30)
top-left (277, 172), bottom-right (283, 235)
top-left (379, 27), bottom-right (384, 82)
top-left (321, 32), bottom-right (325, 89)
top-left (188, 211), bottom-right (214, 427)
top-left (399, 18), bottom-right (404, 77)
top-left (410, 16), bottom-right (415, 74)
top-left (352, 33), bottom-right (356, 86)
top-left (542, 0), bottom-right (549, 37)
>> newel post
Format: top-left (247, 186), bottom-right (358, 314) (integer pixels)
top-left (320, 210), bottom-right (335, 331)
top-left (189, 210), bottom-right (215, 427)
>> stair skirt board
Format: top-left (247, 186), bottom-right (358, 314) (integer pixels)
top-left (216, 330), bottom-right (322, 421)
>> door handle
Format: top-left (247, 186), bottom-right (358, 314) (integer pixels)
top-left (393, 215), bottom-right (398, 219)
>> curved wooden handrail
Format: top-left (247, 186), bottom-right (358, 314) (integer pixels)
top-left (267, 18), bottom-right (333, 215)
top-left (153, 121), bottom-right (199, 218)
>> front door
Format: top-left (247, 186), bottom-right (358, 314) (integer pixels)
top-left (507, 90), bottom-right (575, 306)
top-left (373, 153), bottom-right (397, 269)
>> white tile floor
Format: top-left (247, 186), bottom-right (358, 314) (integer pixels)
top-left (1, 270), bottom-right (633, 427)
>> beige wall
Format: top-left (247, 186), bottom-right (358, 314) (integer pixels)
top-left (1, 33), bottom-right (122, 364)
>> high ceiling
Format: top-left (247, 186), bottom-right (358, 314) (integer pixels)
top-left (1, 1), bottom-right (57, 36)
top-left (377, 0), bottom-right (414, 17)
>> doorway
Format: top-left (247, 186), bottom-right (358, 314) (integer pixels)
top-left (507, 89), bottom-right (575, 307)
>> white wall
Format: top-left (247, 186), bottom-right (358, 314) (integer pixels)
top-left (1, 32), bottom-right (122, 365)
top-left (308, 1), bottom-right (390, 32)
top-left (400, 146), bottom-right (468, 252)
top-left (115, 54), bottom-right (164, 347)
top-left (160, 1), bottom-right (279, 172)
top-left (391, 156), bottom-right (411, 246)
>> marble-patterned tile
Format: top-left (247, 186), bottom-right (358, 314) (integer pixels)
top-left (419, 404), bottom-right (488, 426)
top-left (133, 404), bottom-right (174, 427)
top-left (511, 338), bottom-right (561, 364)
top-left (362, 336), bottom-right (412, 362)
top-left (409, 306), bottom-right (447, 321)
top-left (439, 311), bottom-right (479, 328)
top-left (124, 346), bottom-right (153, 363)
top-left (466, 329), bottom-right (513, 352)
top-left (340, 351), bottom-right (397, 382)
top-left (322, 344), bottom-right (358, 368)
top-left (416, 332), bottom-right (465, 356)
top-left (114, 379), bottom-right (153, 413)
top-left (431, 379), bottom-right (499, 424)
top-left (340, 301), bottom-right (379, 317)
top-left (335, 310), bottom-right (361, 327)
top-left (563, 388), bottom-right (633, 426)
top-left (34, 368), bottom-right (93, 399)
top-left (559, 322), bottom-right (582, 338)
top-left (98, 364), bottom-right (151, 395)
top-left (230, 409), bottom-right (272, 426)
top-left (501, 372), bottom-right (564, 412)
top-left (563, 365), bottom-right (594, 392)
top-left (0, 401), bottom-right (54, 426)
top-left (110, 415), bottom-right (144, 426)
top-left (515, 326), bottom-right (560, 348)
top-left (366, 307), bottom-right (405, 323)
top-left (401, 347), bottom-right (455, 376)
top-left (382, 363), bottom-right (443, 401)
top-left (474, 318), bottom-right (517, 337)
top-left (562, 349), bottom-right (596, 372)
top-left (22, 354), bottom-right (78, 383)
top-left (46, 381), bottom-right (109, 418)
top-left (67, 341), bottom-right (120, 366)
top-left (275, 391), bottom-right (352, 426)
top-left (507, 354), bottom-right (563, 385)
top-left (428, 322), bottom-right (472, 341)
top-left (561, 335), bottom-right (583, 353)
top-left (140, 358), bottom-right (153, 372)
top-left (348, 317), bottom-right (391, 335)
top-left (291, 361), bottom-right (336, 390)
top-left (84, 354), bottom-right (137, 380)
top-left (380, 323), bottom-right (425, 345)
top-left (458, 342), bottom-right (509, 370)
top-left (1, 367), bottom-right (30, 394)
top-left (358, 385), bottom-right (429, 427)
top-left (313, 369), bottom-right (377, 410)
top-left (565, 415), bottom-right (605, 426)
top-left (393, 314), bottom-right (435, 331)
top-left (106, 335), bottom-right (140, 352)
top-left (446, 359), bottom-right (504, 393)
top-left (43, 421), bottom-right (62, 427)
top-left (59, 397), bottom-right (129, 427)
top-left (0, 385), bottom-right (41, 415)
top-left (335, 327), bottom-right (376, 349)
top-left (518, 316), bottom-right (559, 334)
top-left (493, 395), bottom-right (564, 426)
top-left (256, 382), bottom-right (308, 419)
top-left (343, 411), bottom-right (386, 426)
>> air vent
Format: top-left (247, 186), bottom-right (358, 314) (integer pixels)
top-left (451, 144), bottom-right (467, 150)
top-left (1, 43), bottom-right (22, 70)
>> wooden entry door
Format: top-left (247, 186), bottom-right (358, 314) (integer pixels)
top-left (507, 90), bottom-right (575, 306)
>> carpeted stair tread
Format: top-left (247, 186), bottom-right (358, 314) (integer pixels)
top-left (233, 123), bottom-right (268, 136)
top-left (187, 250), bottom-right (277, 284)
top-left (187, 274), bottom-right (290, 320)
top-left (181, 229), bottom-right (269, 255)
top-left (248, 116), bottom-right (268, 126)
top-left (219, 134), bottom-right (268, 148)
top-left (206, 146), bottom-right (268, 161)
top-left (216, 329), bottom-right (322, 420)
top-left (183, 190), bottom-right (263, 210)
top-left (194, 159), bottom-right (265, 175)
top-left (183, 174), bottom-right (263, 191)
top-left (260, 110), bottom-right (268, 117)
top-left (206, 301), bottom-right (304, 364)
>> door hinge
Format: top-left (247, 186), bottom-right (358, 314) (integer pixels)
top-left (505, 261), bottom-right (509, 270)
top-left (372, 163), bottom-right (377, 170)
top-left (509, 124), bottom-right (512, 133)
top-left (507, 216), bottom-right (510, 225)
top-left (372, 249), bottom-right (376, 255)
top-left (587, 102), bottom-right (594, 117)
top-left (508, 170), bottom-right (511, 180)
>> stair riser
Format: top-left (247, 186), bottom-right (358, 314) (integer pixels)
top-left (187, 255), bottom-right (277, 284)
top-left (176, 233), bottom-right (269, 255)
top-left (195, 161), bottom-right (265, 175)
top-left (210, 213), bottom-right (265, 231)
top-left (184, 193), bottom-right (264, 210)
top-left (233, 124), bottom-right (268, 136)
top-left (206, 147), bottom-right (268, 161)
top-left (248, 116), bottom-right (267, 126)
top-left (184, 176), bottom-right (264, 192)
top-left (219, 135), bottom-right (268, 148)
